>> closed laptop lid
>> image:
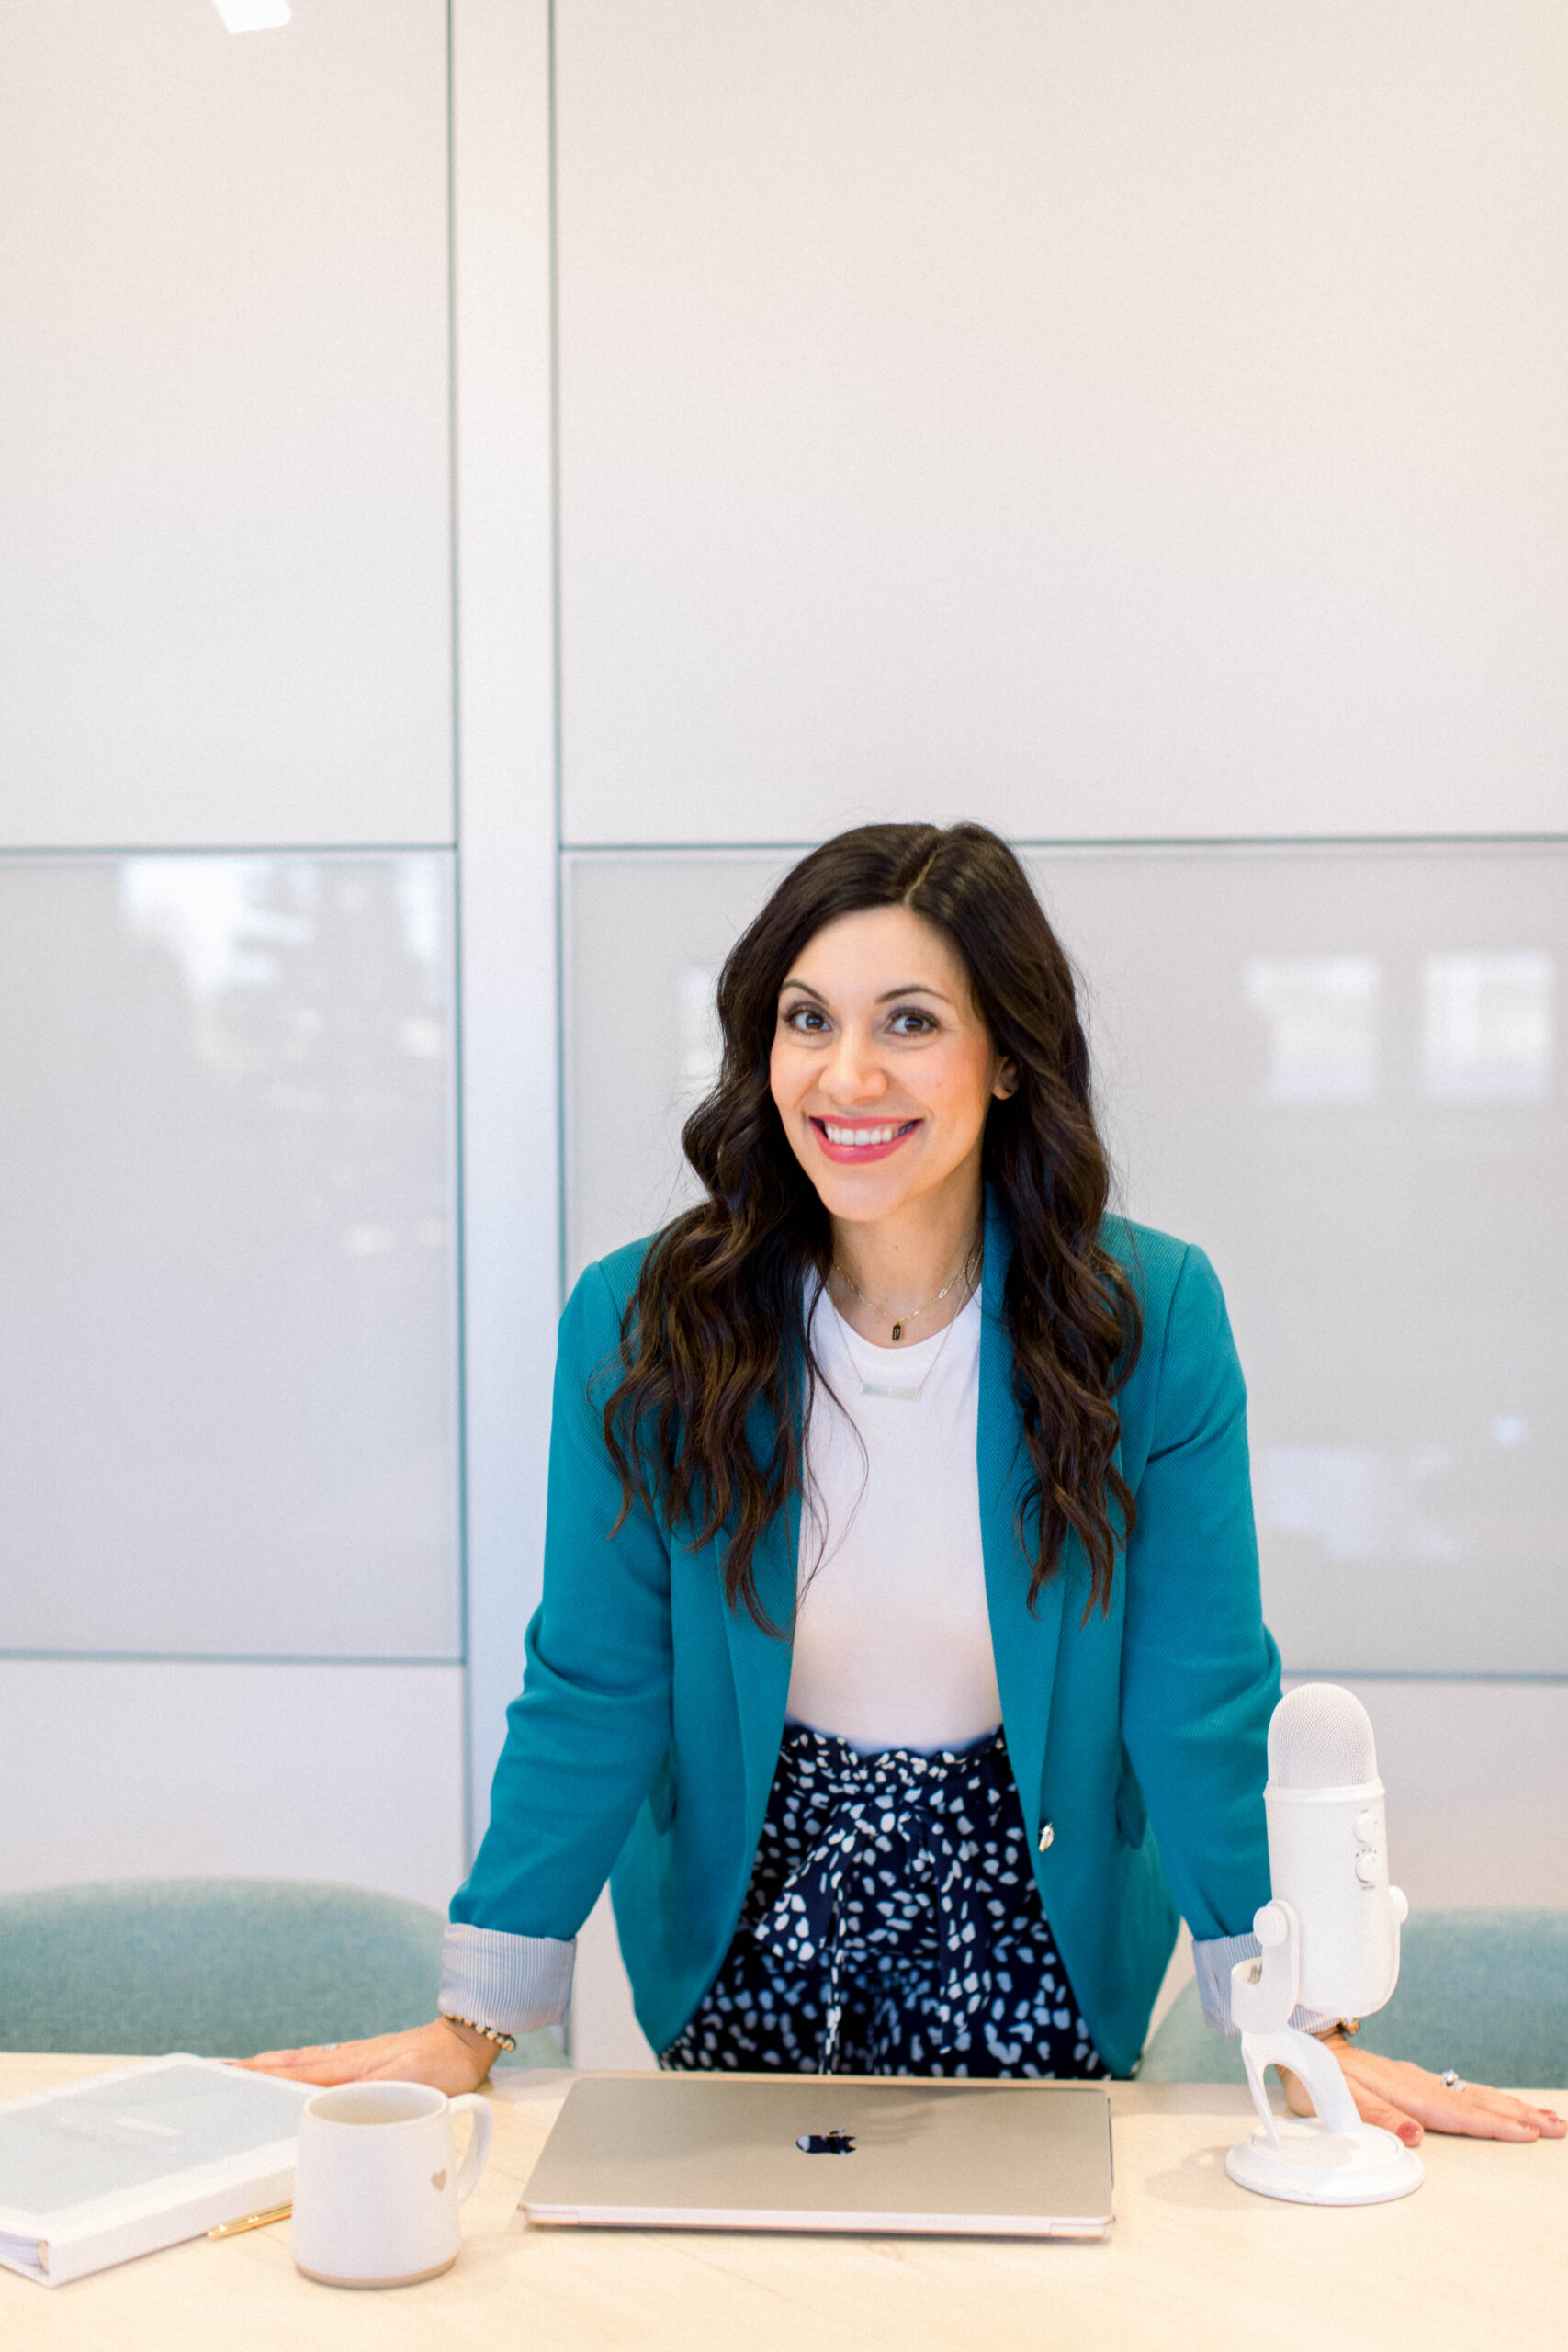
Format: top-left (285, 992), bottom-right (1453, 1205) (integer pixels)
top-left (521, 2075), bottom-right (1113, 2239)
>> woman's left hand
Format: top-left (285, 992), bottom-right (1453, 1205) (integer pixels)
top-left (1282, 2033), bottom-right (1566, 2145)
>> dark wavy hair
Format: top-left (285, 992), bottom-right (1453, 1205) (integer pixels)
top-left (603, 821), bottom-right (1142, 1631)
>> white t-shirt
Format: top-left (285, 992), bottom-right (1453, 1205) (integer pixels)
top-left (784, 1284), bottom-right (1002, 1755)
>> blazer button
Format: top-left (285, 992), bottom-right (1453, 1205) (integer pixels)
top-left (1038, 1822), bottom-right (1055, 1852)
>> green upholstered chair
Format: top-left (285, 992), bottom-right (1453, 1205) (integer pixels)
top-left (1139, 1909), bottom-right (1568, 2087)
top-left (0, 1879), bottom-right (564, 2069)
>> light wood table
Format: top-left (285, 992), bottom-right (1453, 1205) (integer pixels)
top-left (2, 2056), bottom-right (1562, 2351)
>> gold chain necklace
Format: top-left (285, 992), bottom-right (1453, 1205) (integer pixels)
top-left (829, 1239), bottom-right (981, 1344)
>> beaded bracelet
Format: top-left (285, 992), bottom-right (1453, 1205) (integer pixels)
top-left (441, 2011), bottom-right (518, 2053)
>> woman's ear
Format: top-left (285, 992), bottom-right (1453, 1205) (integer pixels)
top-left (992, 1057), bottom-right (1020, 1102)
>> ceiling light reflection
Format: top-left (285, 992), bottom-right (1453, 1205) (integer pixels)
top-left (213, 0), bottom-right (292, 31)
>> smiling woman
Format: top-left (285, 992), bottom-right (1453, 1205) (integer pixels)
top-left (603, 828), bottom-right (1139, 1637)
top-left (243, 825), bottom-right (1563, 2147)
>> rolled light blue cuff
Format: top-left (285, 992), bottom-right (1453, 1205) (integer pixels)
top-left (439, 1923), bottom-right (576, 2037)
top-left (1191, 1930), bottom-right (1340, 2038)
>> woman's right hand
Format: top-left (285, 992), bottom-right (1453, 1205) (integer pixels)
top-left (234, 2017), bottom-right (496, 2096)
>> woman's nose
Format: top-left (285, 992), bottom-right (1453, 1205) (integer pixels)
top-left (823, 1029), bottom-right (889, 1102)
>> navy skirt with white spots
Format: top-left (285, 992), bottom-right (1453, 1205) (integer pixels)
top-left (661, 1724), bottom-right (1107, 2079)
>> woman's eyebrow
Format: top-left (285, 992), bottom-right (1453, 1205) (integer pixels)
top-left (778, 977), bottom-right (956, 1007)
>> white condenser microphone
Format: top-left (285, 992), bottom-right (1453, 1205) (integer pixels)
top-left (1225, 1684), bottom-right (1421, 2206)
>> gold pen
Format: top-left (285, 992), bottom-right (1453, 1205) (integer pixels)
top-left (207, 2200), bottom-right (292, 2239)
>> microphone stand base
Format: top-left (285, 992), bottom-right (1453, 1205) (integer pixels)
top-left (1225, 2118), bottom-right (1423, 2206)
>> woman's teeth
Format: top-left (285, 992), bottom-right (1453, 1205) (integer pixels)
top-left (820, 1121), bottom-right (912, 1148)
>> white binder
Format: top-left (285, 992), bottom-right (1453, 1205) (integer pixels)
top-left (0, 2054), bottom-right (309, 2287)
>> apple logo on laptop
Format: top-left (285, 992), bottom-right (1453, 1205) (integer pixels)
top-left (796, 2130), bottom-right (856, 2155)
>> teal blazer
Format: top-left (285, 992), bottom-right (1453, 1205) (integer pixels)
top-left (453, 1197), bottom-right (1280, 2076)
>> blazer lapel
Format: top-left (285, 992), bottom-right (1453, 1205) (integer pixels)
top-left (719, 1405), bottom-right (800, 1851)
top-left (977, 1195), bottom-right (1066, 1842)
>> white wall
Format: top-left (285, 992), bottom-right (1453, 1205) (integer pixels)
top-left (556, 0), bottom-right (1568, 847)
top-left (0, 1662), bottom-right (466, 1911)
top-left (0, 0), bottom-right (455, 849)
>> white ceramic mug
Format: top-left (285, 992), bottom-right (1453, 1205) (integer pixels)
top-left (290, 2080), bottom-right (494, 2289)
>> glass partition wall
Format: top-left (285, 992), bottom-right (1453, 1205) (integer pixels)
top-left (567, 842), bottom-right (1566, 1686)
top-left (0, 853), bottom-right (461, 1660)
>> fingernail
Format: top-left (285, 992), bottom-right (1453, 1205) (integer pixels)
top-left (1398, 2123), bottom-right (1420, 2144)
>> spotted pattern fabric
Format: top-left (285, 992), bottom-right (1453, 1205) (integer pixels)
top-left (661, 1724), bottom-right (1107, 2078)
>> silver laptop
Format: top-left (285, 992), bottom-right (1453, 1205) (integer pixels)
top-left (520, 2075), bottom-right (1113, 2239)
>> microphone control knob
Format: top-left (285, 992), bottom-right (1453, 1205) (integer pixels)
top-left (1353, 1808), bottom-right (1381, 1844)
top-left (1354, 1850), bottom-right (1381, 1886)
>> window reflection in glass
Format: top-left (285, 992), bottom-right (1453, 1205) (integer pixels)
top-left (1421, 951), bottom-right (1553, 1103)
top-left (677, 963), bottom-right (723, 1102)
top-left (1242, 955), bottom-right (1382, 1104)
top-left (1257, 1444), bottom-right (1459, 1565)
top-left (1, 853), bottom-right (459, 1657)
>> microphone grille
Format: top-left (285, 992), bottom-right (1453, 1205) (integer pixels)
top-left (1268, 1683), bottom-right (1377, 1788)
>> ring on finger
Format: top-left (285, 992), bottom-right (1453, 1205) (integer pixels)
top-left (1440, 2068), bottom-right (1468, 2091)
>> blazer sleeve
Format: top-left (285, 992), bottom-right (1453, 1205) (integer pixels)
top-left (1117, 1243), bottom-right (1280, 1949)
top-left (449, 1259), bottom-right (674, 1943)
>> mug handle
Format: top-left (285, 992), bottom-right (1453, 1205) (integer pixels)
top-left (447, 2093), bottom-right (495, 2204)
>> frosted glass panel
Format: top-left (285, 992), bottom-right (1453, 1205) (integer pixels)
top-left (0, 854), bottom-right (460, 1657)
top-left (557, 0), bottom-right (1568, 844)
top-left (0, 1), bottom-right (452, 847)
top-left (565, 855), bottom-right (795, 1273)
top-left (565, 844), bottom-right (1566, 1675)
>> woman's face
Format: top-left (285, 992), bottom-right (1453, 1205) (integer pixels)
top-left (769, 905), bottom-right (1016, 1229)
